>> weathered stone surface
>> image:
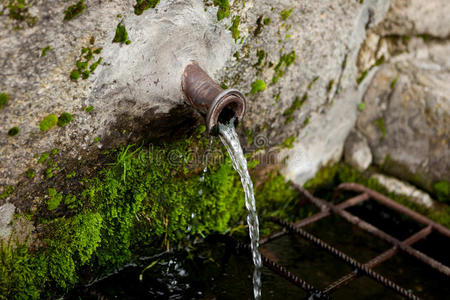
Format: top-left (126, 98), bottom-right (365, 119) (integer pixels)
top-left (372, 173), bottom-right (435, 208)
top-left (1, 0), bottom-right (393, 192)
top-left (0, 203), bottom-right (15, 240)
top-left (1, 0), bottom-right (448, 209)
top-left (356, 42), bottom-right (450, 192)
top-left (344, 130), bottom-right (372, 171)
top-left (279, 0), bottom-right (389, 184)
top-left (0, 0), bottom-right (234, 190)
top-left (374, 0), bottom-right (450, 38)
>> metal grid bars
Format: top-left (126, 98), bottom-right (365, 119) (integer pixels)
top-left (251, 182), bottom-right (450, 299)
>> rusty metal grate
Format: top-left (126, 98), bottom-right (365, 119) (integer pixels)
top-left (235, 182), bottom-right (450, 300)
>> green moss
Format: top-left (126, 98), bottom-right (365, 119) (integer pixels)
top-left (0, 131), bottom-right (257, 297)
top-left (434, 181), bottom-right (450, 203)
top-left (0, 242), bottom-right (45, 299)
top-left (263, 17), bottom-right (271, 25)
top-left (26, 168), bottom-right (35, 179)
top-left (47, 188), bottom-right (62, 210)
top-left (327, 80), bottom-right (334, 92)
top-left (283, 94), bottom-right (307, 124)
top-left (71, 46), bottom-right (102, 81)
top-left (357, 102), bottom-right (366, 111)
top-left (357, 70), bottom-right (368, 84)
top-left (374, 55), bottom-right (385, 66)
top-left (81, 71), bottom-right (90, 79)
top-left (253, 171), bottom-right (315, 236)
top-left (308, 76), bottom-right (319, 89)
top-left (7, 127), bottom-right (20, 137)
top-left (89, 58), bottom-right (102, 72)
top-left (70, 69), bottom-right (80, 81)
top-left (390, 75), bottom-right (398, 89)
top-left (0, 211), bottom-right (104, 298)
top-left (273, 92), bottom-right (281, 102)
top-left (64, 0), bottom-right (85, 21)
top-left (251, 79), bottom-right (266, 94)
top-left (45, 168), bottom-right (54, 179)
top-left (0, 93), bottom-right (9, 109)
top-left (0, 186), bottom-right (14, 200)
top-left (357, 55), bottom-right (385, 85)
top-left (229, 16), bottom-right (240, 42)
top-left (374, 117), bottom-right (386, 139)
top-left (51, 148), bottom-right (58, 155)
top-left (134, 0), bottom-right (160, 15)
top-left (57, 112), bottom-right (73, 127)
top-left (7, 0), bottom-right (38, 27)
top-left (39, 114), bottom-right (58, 132)
top-left (213, 0), bottom-right (230, 21)
top-left (112, 22), bottom-right (131, 45)
top-left (76, 61), bottom-right (88, 70)
top-left (281, 136), bottom-right (296, 149)
top-left (303, 117), bottom-right (310, 126)
top-left (40, 46), bottom-right (51, 57)
top-left (272, 51), bottom-right (296, 84)
top-left (66, 171), bottom-right (76, 179)
top-left (93, 137), bottom-right (100, 143)
top-left (255, 49), bottom-right (266, 67)
top-left (38, 152), bottom-right (49, 164)
top-left (280, 8), bottom-right (293, 21)
top-left (83, 105), bottom-right (94, 112)
top-left (64, 194), bottom-right (78, 210)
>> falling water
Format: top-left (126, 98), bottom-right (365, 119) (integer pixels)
top-left (218, 121), bottom-right (262, 300)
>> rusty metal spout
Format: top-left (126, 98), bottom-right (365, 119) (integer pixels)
top-left (182, 61), bottom-right (246, 135)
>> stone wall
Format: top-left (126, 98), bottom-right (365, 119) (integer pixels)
top-left (1, 0), bottom-right (449, 237)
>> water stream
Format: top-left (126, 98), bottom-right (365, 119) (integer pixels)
top-left (218, 121), bottom-right (262, 300)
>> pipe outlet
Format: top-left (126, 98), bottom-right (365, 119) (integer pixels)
top-left (182, 61), bottom-right (246, 135)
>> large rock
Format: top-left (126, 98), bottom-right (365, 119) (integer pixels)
top-left (356, 42), bottom-right (450, 191)
top-left (374, 0), bottom-right (450, 38)
top-left (0, 0), bottom-right (235, 189)
top-left (372, 173), bottom-right (435, 208)
top-left (344, 130), bottom-right (373, 172)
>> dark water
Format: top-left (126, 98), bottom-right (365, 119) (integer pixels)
top-left (67, 199), bottom-right (450, 299)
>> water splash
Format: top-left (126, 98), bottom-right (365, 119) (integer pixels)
top-left (218, 121), bottom-right (262, 300)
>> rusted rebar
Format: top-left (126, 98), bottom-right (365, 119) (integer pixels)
top-left (336, 183), bottom-right (450, 238)
top-left (323, 225), bottom-right (433, 294)
top-left (235, 240), bottom-right (330, 299)
top-left (246, 183), bottom-right (448, 299)
top-left (260, 193), bottom-right (370, 246)
top-left (269, 217), bottom-right (421, 300)
top-left (294, 183), bottom-right (450, 276)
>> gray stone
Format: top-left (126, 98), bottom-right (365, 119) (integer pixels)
top-left (0, 0), bottom-right (392, 191)
top-left (372, 173), bottom-right (434, 208)
top-left (281, 75), bottom-right (377, 184)
top-left (0, 0), bottom-right (235, 187)
top-left (356, 42), bottom-right (450, 192)
top-left (344, 130), bottom-right (373, 172)
top-left (0, 203), bottom-right (15, 241)
top-left (374, 0), bottom-right (450, 38)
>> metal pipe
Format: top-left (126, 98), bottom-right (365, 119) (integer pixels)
top-left (182, 61), bottom-right (246, 134)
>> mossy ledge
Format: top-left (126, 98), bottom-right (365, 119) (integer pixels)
top-left (1, 129), bottom-right (265, 299)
